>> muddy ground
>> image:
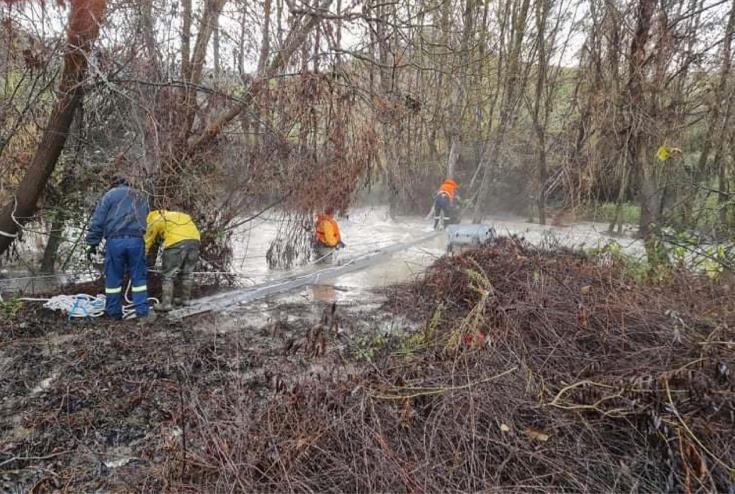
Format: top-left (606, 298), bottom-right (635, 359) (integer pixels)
top-left (1, 239), bottom-right (734, 492)
top-left (0, 281), bottom-right (403, 492)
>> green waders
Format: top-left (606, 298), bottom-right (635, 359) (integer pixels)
top-left (155, 240), bottom-right (200, 312)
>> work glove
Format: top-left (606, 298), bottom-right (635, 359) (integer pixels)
top-left (85, 244), bottom-right (97, 262)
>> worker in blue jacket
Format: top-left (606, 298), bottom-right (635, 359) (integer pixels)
top-left (85, 177), bottom-right (150, 319)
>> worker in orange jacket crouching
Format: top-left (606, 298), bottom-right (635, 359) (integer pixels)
top-left (314, 207), bottom-right (345, 263)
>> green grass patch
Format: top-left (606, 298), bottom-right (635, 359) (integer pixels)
top-left (580, 202), bottom-right (641, 225)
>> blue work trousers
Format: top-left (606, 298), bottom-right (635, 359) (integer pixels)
top-left (104, 237), bottom-right (149, 318)
top-left (433, 193), bottom-right (457, 228)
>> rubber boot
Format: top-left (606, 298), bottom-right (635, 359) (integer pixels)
top-left (155, 280), bottom-right (174, 312)
top-left (180, 277), bottom-right (194, 306)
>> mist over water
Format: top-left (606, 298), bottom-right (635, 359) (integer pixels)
top-left (0, 206), bottom-right (638, 298)
top-left (229, 206), bottom-right (640, 304)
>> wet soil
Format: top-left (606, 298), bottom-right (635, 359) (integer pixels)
top-left (4, 231), bottom-right (732, 492)
top-left (0, 285), bottom-right (400, 492)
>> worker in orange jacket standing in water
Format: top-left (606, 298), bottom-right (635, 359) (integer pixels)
top-left (432, 179), bottom-right (460, 229)
top-left (314, 207), bottom-right (345, 263)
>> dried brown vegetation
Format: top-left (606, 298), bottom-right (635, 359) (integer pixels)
top-left (2, 240), bottom-right (733, 491)
top-left (166, 239), bottom-right (734, 492)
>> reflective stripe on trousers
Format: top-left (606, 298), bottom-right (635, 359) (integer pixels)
top-left (104, 237), bottom-right (149, 318)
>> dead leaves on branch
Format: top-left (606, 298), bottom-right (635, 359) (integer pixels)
top-left (251, 72), bottom-right (379, 213)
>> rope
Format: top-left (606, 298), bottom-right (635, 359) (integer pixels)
top-left (0, 269), bottom-right (243, 285)
top-left (40, 294), bottom-right (106, 318)
top-left (19, 281), bottom-right (159, 319)
top-left (0, 273), bottom-right (81, 283)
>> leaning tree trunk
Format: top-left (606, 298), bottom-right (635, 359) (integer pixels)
top-left (0, 0), bottom-right (106, 258)
top-left (531, 0), bottom-right (550, 225)
top-left (473, 0), bottom-right (531, 221)
top-left (187, 0), bottom-right (334, 155)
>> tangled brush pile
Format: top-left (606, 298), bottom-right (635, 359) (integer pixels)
top-left (173, 237), bottom-right (734, 492)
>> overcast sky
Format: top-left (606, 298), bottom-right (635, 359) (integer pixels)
top-left (4, 0), bottom-right (730, 81)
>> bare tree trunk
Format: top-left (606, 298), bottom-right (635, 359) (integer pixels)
top-left (473, 0), bottom-right (531, 220)
top-left (531, 0), bottom-right (550, 224)
top-left (693, 0), bottom-right (734, 191)
top-left (276, 0), bottom-right (284, 46)
top-left (213, 17), bottom-right (221, 77)
top-left (140, 0), bottom-right (161, 78)
top-left (257, 0), bottom-right (273, 75)
top-left (0, 0), bottom-right (106, 257)
top-left (610, 147), bottom-right (630, 234)
top-left (313, 0), bottom-right (321, 72)
top-left (371, 0), bottom-right (400, 215)
top-left (716, 144), bottom-right (728, 228)
top-left (446, 0), bottom-right (475, 181)
top-left (724, 132), bottom-right (735, 230)
top-left (180, 0), bottom-right (227, 142)
top-left (638, 140), bottom-right (658, 236)
top-left (40, 207), bottom-right (67, 273)
top-left (237, 6), bottom-right (246, 76)
top-left (628, 0), bottom-right (657, 237)
top-left (537, 134), bottom-right (548, 225)
top-left (446, 139), bottom-right (460, 180)
top-left (187, 0), bottom-right (334, 154)
top-left (41, 106), bottom-right (85, 274)
top-left (684, 0), bottom-right (735, 227)
top-left (335, 0), bottom-right (342, 64)
top-left (181, 0), bottom-right (192, 80)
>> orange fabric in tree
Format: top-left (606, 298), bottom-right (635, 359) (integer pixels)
top-left (315, 213), bottom-right (341, 247)
top-left (438, 179), bottom-right (458, 199)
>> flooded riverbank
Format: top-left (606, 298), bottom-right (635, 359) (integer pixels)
top-left (1, 207), bottom-right (637, 301)
top-left (224, 207), bottom-right (639, 305)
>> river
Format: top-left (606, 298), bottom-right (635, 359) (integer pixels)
top-left (226, 207), bottom-right (641, 305)
top-left (0, 207), bottom-right (639, 300)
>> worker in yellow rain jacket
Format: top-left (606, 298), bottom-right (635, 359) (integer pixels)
top-left (314, 207), bottom-right (345, 263)
top-left (144, 209), bottom-right (201, 311)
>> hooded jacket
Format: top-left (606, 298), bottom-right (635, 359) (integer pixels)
top-left (144, 210), bottom-right (201, 254)
top-left (437, 179), bottom-right (458, 200)
top-left (86, 185), bottom-right (149, 246)
top-left (315, 213), bottom-right (341, 247)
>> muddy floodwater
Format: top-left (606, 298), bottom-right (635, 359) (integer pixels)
top-left (0, 207), bottom-right (638, 300)
top-left (225, 207), bottom-right (638, 306)
top-left (172, 207), bottom-right (643, 332)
